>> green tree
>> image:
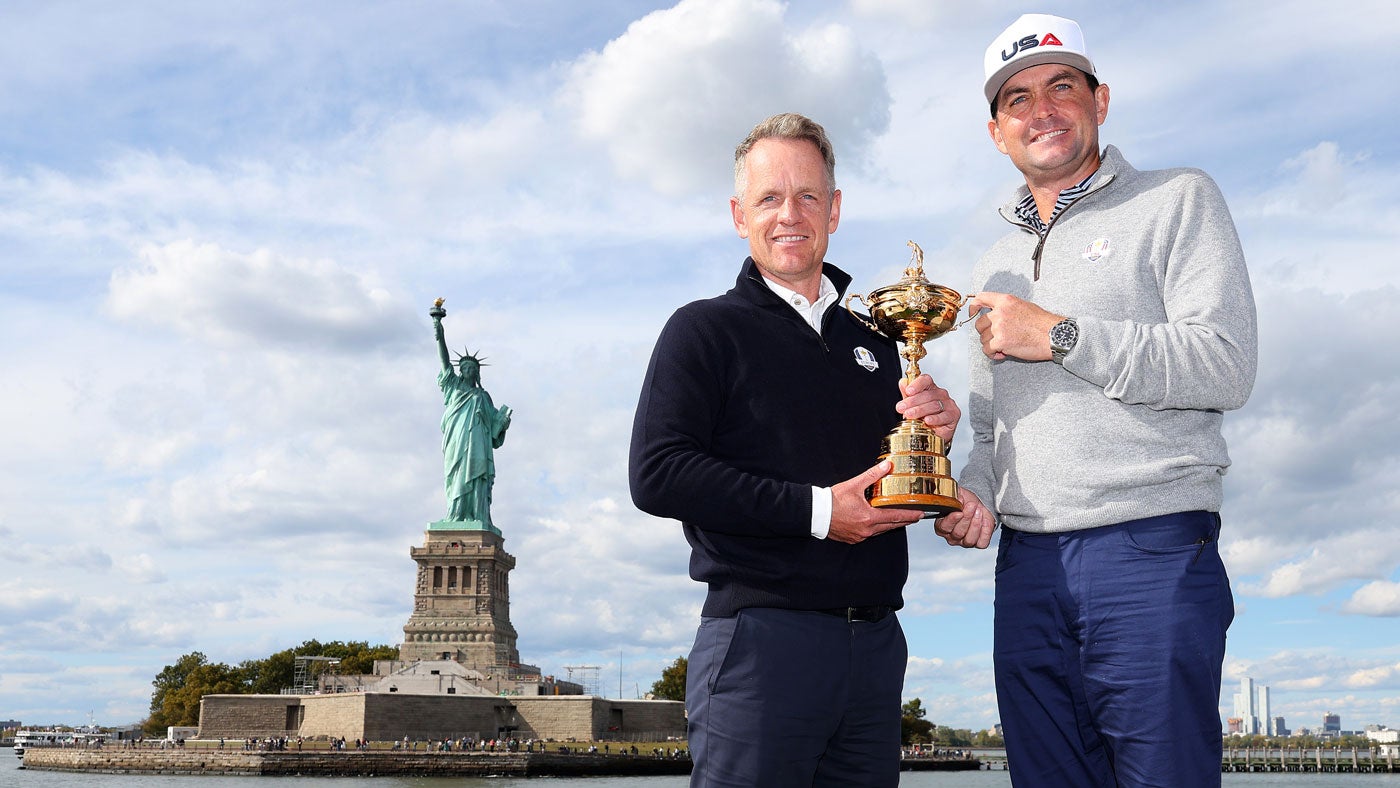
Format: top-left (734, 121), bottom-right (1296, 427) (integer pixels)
top-left (150, 651), bottom-right (211, 716)
top-left (936, 726), bottom-right (974, 747)
top-left (901, 698), bottom-right (935, 745)
top-left (237, 640), bottom-right (401, 694)
top-left (239, 646), bottom-right (300, 695)
top-left (146, 654), bottom-right (242, 733)
top-left (650, 656), bottom-right (687, 701)
top-left (144, 640), bottom-right (401, 734)
top-left (973, 728), bottom-right (1004, 747)
top-left (339, 643), bottom-right (399, 674)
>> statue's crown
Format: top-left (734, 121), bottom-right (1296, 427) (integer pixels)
top-left (455, 348), bottom-right (488, 367)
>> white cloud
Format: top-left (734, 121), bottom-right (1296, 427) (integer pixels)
top-left (847, 0), bottom-right (956, 27)
top-left (106, 240), bottom-right (411, 352)
top-left (117, 553), bottom-right (168, 585)
top-left (1346, 663), bottom-right (1400, 689)
top-left (513, 499), bottom-right (698, 653)
top-left (904, 548), bottom-right (995, 616)
top-left (563, 0), bottom-right (890, 196)
top-left (1236, 143), bottom-right (1400, 294)
top-left (1343, 581), bottom-right (1400, 617)
top-left (1242, 532), bottom-right (1396, 598)
top-left (905, 654), bottom-right (947, 679)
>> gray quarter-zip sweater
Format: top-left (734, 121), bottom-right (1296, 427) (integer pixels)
top-left (960, 145), bottom-right (1257, 533)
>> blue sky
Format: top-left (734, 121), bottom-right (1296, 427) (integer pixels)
top-left (2, 0), bottom-right (1397, 734)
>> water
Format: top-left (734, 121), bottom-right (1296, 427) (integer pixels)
top-left (5, 759), bottom-right (1398, 788)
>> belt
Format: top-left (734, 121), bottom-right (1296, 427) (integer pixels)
top-left (816, 605), bottom-right (895, 623)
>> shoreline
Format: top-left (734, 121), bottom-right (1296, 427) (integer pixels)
top-left (22, 749), bottom-right (981, 777)
top-left (23, 749), bottom-right (690, 777)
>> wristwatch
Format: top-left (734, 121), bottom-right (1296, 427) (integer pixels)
top-left (1049, 317), bottom-right (1078, 364)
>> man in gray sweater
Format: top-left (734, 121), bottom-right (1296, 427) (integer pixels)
top-left (934, 13), bottom-right (1258, 788)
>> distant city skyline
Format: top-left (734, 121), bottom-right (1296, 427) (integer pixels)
top-left (1228, 676), bottom-right (1389, 737)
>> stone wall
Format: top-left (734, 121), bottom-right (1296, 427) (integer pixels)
top-left (23, 749), bottom-right (264, 775)
top-left (607, 698), bottom-right (688, 740)
top-left (197, 691), bottom-right (686, 743)
top-left (359, 693), bottom-right (516, 741)
top-left (198, 694), bottom-right (301, 738)
top-left (511, 697), bottom-right (685, 741)
top-left (298, 693), bottom-right (368, 740)
top-left (513, 696), bottom-right (599, 740)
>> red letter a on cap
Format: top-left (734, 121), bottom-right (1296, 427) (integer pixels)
top-left (1040, 33), bottom-right (1063, 46)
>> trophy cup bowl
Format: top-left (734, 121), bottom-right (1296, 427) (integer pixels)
top-left (846, 241), bottom-right (966, 516)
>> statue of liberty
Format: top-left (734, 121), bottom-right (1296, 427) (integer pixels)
top-left (430, 299), bottom-right (512, 531)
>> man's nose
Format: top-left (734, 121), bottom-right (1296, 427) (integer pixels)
top-left (1030, 92), bottom-right (1055, 119)
top-left (778, 197), bottom-right (800, 222)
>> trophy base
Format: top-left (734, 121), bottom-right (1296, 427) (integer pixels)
top-left (868, 493), bottom-right (961, 516)
top-left (868, 419), bottom-right (963, 516)
top-left (868, 486), bottom-right (962, 517)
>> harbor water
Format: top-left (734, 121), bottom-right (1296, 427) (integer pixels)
top-left (5, 758), bottom-right (1399, 788)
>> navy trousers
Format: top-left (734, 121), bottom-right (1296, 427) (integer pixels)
top-left (686, 607), bottom-right (906, 787)
top-left (994, 511), bottom-right (1234, 788)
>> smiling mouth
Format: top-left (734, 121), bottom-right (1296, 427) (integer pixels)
top-left (1031, 129), bottom-right (1068, 144)
top-left (773, 235), bottom-right (808, 242)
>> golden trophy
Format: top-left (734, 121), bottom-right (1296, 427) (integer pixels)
top-left (846, 241), bottom-right (966, 515)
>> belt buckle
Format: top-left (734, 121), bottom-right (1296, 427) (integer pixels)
top-left (847, 606), bottom-right (885, 623)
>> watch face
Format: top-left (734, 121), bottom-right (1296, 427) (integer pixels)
top-left (1051, 320), bottom-right (1078, 351)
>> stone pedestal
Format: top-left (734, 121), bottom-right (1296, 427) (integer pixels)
top-left (399, 523), bottom-right (521, 671)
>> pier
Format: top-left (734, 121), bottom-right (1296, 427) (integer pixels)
top-left (23, 747), bottom-right (981, 777)
top-left (27, 742), bottom-right (1399, 776)
top-left (22, 748), bottom-right (691, 777)
top-left (1223, 747), bottom-right (1396, 773)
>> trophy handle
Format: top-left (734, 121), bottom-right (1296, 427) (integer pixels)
top-left (953, 293), bottom-right (981, 330)
top-left (845, 293), bottom-right (880, 333)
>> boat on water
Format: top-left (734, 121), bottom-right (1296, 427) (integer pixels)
top-left (14, 726), bottom-right (108, 757)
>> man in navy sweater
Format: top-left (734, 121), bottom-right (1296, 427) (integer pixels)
top-left (630, 113), bottom-right (982, 787)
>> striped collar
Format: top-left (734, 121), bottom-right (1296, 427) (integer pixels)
top-left (1014, 170), bottom-right (1098, 232)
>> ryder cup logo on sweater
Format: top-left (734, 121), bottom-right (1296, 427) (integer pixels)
top-left (1083, 237), bottom-right (1111, 262)
top-left (853, 346), bottom-right (879, 371)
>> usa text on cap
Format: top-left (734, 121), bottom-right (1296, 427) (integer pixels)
top-left (983, 13), bottom-right (1096, 106)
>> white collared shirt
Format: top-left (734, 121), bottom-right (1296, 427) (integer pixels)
top-left (761, 274), bottom-right (838, 540)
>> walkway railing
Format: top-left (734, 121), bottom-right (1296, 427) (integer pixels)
top-left (1223, 746), bottom-right (1396, 773)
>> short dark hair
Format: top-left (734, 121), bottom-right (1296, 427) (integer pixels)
top-left (989, 69), bottom-right (1100, 118)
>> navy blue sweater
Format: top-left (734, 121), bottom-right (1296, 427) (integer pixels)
top-left (629, 259), bottom-right (908, 617)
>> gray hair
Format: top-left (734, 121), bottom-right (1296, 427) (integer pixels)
top-left (733, 113), bottom-right (836, 198)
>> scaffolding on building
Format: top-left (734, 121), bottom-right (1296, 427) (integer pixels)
top-left (291, 656), bottom-right (341, 695)
top-left (562, 665), bottom-right (602, 697)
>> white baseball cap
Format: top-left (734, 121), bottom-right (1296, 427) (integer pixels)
top-left (983, 13), bottom-right (1096, 106)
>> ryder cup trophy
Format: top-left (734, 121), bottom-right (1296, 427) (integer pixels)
top-left (846, 241), bottom-right (966, 516)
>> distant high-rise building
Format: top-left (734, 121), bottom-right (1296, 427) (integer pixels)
top-left (1258, 685), bottom-right (1272, 736)
top-left (1324, 712), bottom-right (1341, 736)
top-left (1227, 717), bottom-right (1243, 735)
top-left (1273, 716), bottom-right (1288, 737)
top-left (1233, 677), bottom-right (1259, 735)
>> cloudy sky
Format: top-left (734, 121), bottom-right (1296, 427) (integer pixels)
top-left (2, 0), bottom-right (1397, 734)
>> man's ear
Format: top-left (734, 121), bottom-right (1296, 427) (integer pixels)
top-left (988, 118), bottom-right (1008, 155)
top-left (730, 196), bottom-right (750, 239)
